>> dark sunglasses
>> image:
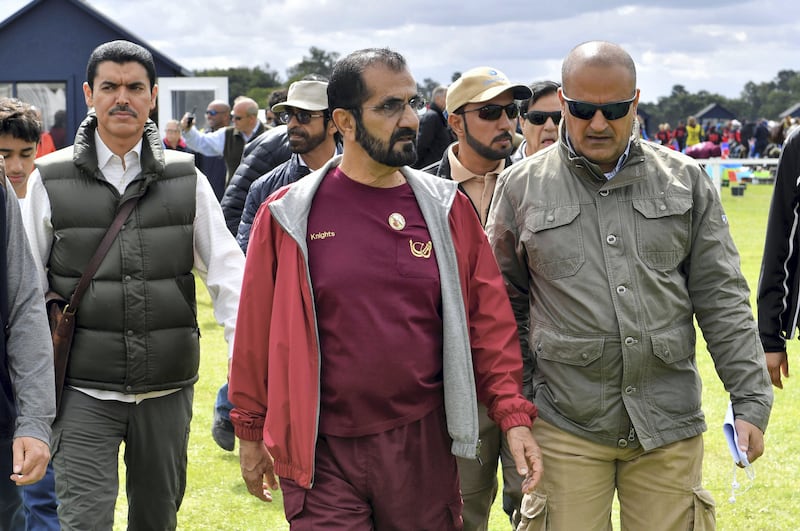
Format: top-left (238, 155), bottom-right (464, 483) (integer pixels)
top-left (279, 109), bottom-right (324, 125)
top-left (458, 103), bottom-right (519, 121)
top-left (525, 110), bottom-right (562, 126)
top-left (205, 109), bottom-right (220, 116)
top-left (562, 95), bottom-right (636, 121)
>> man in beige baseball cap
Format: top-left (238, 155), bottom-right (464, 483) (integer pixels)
top-left (425, 65), bottom-right (532, 529)
top-left (446, 67), bottom-right (532, 116)
top-left (425, 65), bottom-right (531, 225)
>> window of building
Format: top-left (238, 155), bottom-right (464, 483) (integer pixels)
top-left (10, 82), bottom-right (68, 148)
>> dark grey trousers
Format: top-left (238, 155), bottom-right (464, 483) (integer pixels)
top-left (52, 386), bottom-right (193, 530)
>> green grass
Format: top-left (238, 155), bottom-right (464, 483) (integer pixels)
top-left (112, 183), bottom-right (798, 530)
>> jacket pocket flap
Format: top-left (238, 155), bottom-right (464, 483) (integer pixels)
top-left (651, 323), bottom-right (696, 364)
top-left (528, 205), bottom-right (580, 233)
top-left (533, 327), bottom-right (604, 366)
top-left (632, 196), bottom-right (692, 219)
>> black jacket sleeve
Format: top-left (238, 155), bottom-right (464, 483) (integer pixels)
top-left (758, 129), bottom-right (800, 351)
top-left (236, 176), bottom-right (268, 255)
top-left (236, 156), bottom-right (311, 254)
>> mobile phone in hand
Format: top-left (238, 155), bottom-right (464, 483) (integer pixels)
top-left (185, 107), bottom-right (196, 127)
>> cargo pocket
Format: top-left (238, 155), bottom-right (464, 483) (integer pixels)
top-left (516, 492), bottom-right (548, 531)
top-left (531, 327), bottom-right (605, 425)
top-left (50, 423), bottom-right (61, 456)
top-left (524, 205), bottom-right (584, 280)
top-left (692, 487), bottom-right (716, 530)
top-left (649, 322), bottom-right (702, 416)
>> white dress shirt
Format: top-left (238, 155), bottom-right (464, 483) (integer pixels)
top-left (182, 125), bottom-right (227, 157)
top-left (182, 124), bottom-right (261, 158)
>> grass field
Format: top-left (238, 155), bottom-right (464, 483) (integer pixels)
top-left (111, 183), bottom-right (799, 530)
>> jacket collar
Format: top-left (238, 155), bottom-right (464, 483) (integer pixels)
top-left (73, 113), bottom-right (166, 190)
top-left (557, 121), bottom-right (646, 185)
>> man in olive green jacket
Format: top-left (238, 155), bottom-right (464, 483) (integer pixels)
top-left (487, 41), bottom-right (772, 531)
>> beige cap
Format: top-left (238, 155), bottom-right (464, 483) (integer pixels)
top-left (446, 67), bottom-right (532, 114)
top-left (272, 80), bottom-right (328, 112)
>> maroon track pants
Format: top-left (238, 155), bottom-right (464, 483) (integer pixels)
top-left (280, 405), bottom-right (464, 530)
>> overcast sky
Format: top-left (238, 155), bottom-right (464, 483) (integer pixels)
top-left (4, 0), bottom-right (798, 103)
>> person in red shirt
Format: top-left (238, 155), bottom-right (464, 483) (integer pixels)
top-left (162, 119), bottom-right (191, 152)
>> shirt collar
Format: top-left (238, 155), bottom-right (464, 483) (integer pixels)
top-left (565, 131), bottom-right (632, 180)
top-left (95, 130), bottom-right (143, 171)
top-left (238, 121), bottom-right (262, 143)
top-left (447, 143), bottom-right (506, 184)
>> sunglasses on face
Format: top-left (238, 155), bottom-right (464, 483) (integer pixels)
top-left (458, 102), bottom-right (519, 121)
top-left (525, 110), bottom-right (562, 126)
top-left (205, 109), bottom-right (220, 116)
top-left (279, 109), bottom-right (324, 125)
top-left (561, 95), bottom-right (636, 121)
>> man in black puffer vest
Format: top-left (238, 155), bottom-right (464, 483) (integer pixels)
top-left (24, 40), bottom-right (245, 530)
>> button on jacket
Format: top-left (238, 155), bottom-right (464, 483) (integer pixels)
top-left (487, 133), bottom-right (772, 451)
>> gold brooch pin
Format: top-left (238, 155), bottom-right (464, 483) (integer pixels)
top-left (388, 212), bottom-right (406, 231)
top-left (409, 239), bottom-right (432, 259)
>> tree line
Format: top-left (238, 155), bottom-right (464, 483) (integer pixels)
top-left (195, 47), bottom-right (800, 133)
top-left (639, 70), bottom-right (800, 133)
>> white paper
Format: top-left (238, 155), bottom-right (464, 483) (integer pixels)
top-left (723, 401), bottom-right (750, 466)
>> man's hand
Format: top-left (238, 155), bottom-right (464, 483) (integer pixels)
top-left (239, 439), bottom-right (278, 502)
top-left (505, 425), bottom-right (543, 494)
top-left (733, 418), bottom-right (765, 466)
top-left (10, 436), bottom-right (50, 485)
top-left (765, 351), bottom-right (789, 388)
top-left (179, 112), bottom-right (194, 133)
